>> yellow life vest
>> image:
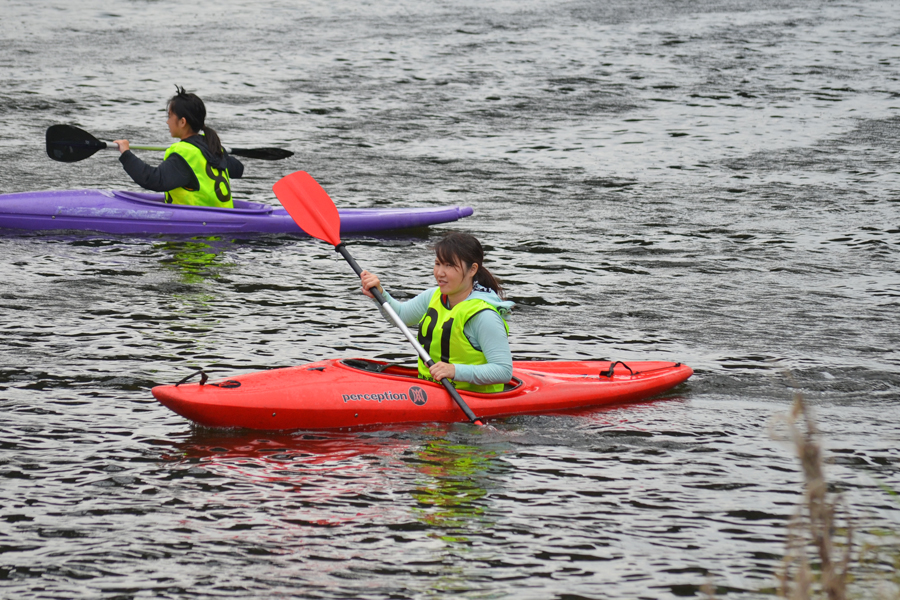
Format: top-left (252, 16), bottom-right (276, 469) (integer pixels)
top-left (163, 140), bottom-right (233, 208)
top-left (416, 288), bottom-right (509, 393)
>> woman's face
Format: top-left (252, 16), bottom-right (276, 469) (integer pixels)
top-left (433, 255), bottom-right (478, 298)
top-left (166, 109), bottom-right (191, 139)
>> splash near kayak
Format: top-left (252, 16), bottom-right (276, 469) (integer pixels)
top-left (152, 358), bottom-right (692, 430)
top-left (0, 189), bottom-right (474, 235)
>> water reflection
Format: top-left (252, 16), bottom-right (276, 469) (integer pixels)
top-left (3, 0), bottom-right (899, 595)
top-left (173, 428), bottom-right (404, 472)
top-left (166, 428), bottom-right (412, 523)
top-left (155, 236), bottom-right (235, 285)
top-left (166, 426), bottom-right (506, 539)
top-left (410, 435), bottom-right (500, 539)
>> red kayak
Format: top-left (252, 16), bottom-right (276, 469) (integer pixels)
top-left (152, 358), bottom-right (693, 430)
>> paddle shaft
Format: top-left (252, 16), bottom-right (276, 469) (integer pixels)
top-left (334, 244), bottom-right (483, 425)
top-left (46, 125), bottom-right (293, 162)
top-left (106, 142), bottom-right (248, 153)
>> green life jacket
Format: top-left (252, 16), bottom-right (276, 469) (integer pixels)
top-left (163, 139), bottom-right (233, 208)
top-left (416, 288), bottom-right (510, 393)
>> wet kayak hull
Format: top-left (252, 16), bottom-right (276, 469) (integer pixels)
top-left (152, 358), bottom-right (693, 430)
top-left (0, 189), bottom-right (474, 235)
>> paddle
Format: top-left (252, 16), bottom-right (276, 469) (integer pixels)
top-left (46, 124), bottom-right (294, 163)
top-left (272, 170), bottom-right (485, 426)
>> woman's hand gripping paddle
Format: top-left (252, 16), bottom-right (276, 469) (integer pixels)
top-left (273, 170), bottom-right (485, 426)
top-left (46, 124), bottom-right (294, 163)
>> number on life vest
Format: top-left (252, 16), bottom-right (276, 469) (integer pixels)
top-left (206, 164), bottom-right (232, 203)
top-left (417, 308), bottom-right (438, 353)
top-left (417, 308), bottom-right (454, 364)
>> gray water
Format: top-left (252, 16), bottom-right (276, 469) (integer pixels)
top-left (1, 0), bottom-right (899, 598)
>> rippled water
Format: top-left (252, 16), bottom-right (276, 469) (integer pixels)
top-left (1, 0), bottom-right (899, 598)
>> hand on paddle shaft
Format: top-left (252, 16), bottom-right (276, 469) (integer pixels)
top-left (46, 124), bottom-right (293, 163)
top-left (273, 170), bottom-right (485, 426)
top-left (360, 270), bottom-right (457, 382)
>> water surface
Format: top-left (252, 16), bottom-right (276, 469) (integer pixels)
top-left (1, 0), bottom-right (898, 598)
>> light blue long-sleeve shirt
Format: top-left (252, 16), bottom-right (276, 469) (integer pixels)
top-left (374, 285), bottom-right (514, 386)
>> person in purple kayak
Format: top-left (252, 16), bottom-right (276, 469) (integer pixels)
top-left (360, 232), bottom-right (515, 393)
top-left (112, 86), bottom-right (243, 208)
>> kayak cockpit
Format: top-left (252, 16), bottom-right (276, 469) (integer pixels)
top-left (111, 190), bottom-right (274, 213)
top-left (339, 358), bottom-right (524, 393)
top-left (341, 358), bottom-right (417, 375)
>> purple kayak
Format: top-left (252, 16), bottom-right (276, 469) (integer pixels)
top-left (0, 189), bottom-right (474, 235)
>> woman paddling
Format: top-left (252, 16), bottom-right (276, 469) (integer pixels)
top-left (360, 232), bottom-right (514, 393)
top-left (113, 86), bottom-right (243, 207)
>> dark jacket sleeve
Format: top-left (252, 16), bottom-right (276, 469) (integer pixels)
top-left (224, 154), bottom-right (244, 179)
top-left (119, 150), bottom-right (199, 192)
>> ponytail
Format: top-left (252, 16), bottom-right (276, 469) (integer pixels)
top-left (200, 125), bottom-right (224, 158)
top-left (473, 264), bottom-right (505, 299)
top-left (168, 85), bottom-right (224, 157)
top-left (432, 232), bottom-right (505, 299)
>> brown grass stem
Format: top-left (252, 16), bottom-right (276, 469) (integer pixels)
top-left (775, 388), bottom-right (852, 600)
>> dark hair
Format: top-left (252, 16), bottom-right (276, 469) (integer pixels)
top-left (433, 232), bottom-right (505, 299)
top-left (167, 85), bottom-right (224, 157)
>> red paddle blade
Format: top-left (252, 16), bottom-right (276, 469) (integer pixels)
top-left (272, 171), bottom-right (342, 246)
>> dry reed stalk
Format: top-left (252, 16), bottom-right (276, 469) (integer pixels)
top-left (775, 389), bottom-right (852, 600)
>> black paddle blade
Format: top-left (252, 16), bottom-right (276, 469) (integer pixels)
top-left (228, 147), bottom-right (293, 161)
top-left (46, 124), bottom-right (108, 162)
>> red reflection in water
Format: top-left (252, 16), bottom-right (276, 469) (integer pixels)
top-left (162, 427), bottom-right (427, 526)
